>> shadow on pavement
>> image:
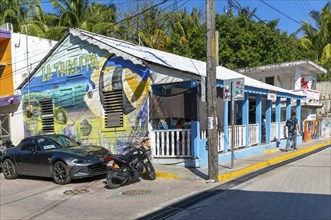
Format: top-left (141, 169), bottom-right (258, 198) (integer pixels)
top-left (138, 145), bottom-right (331, 220)
top-left (186, 168), bottom-right (208, 180)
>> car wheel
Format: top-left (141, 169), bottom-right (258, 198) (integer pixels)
top-left (3, 159), bottom-right (18, 179)
top-left (52, 161), bottom-right (71, 185)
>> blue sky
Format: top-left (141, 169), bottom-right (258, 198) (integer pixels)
top-left (41, 0), bottom-right (330, 37)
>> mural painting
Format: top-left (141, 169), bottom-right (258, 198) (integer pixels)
top-left (21, 38), bottom-right (151, 153)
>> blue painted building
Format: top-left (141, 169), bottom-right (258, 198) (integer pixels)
top-left (17, 29), bottom-right (306, 168)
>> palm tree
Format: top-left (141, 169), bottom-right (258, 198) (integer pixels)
top-left (114, 0), bottom-right (171, 50)
top-left (50, 0), bottom-right (117, 34)
top-left (169, 8), bottom-right (203, 46)
top-left (0, 0), bottom-right (39, 32)
top-left (297, 2), bottom-right (331, 80)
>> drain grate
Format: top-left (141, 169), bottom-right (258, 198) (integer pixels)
top-left (63, 188), bottom-right (90, 195)
top-left (120, 189), bottom-right (151, 196)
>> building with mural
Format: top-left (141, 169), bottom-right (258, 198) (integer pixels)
top-left (17, 28), bottom-right (307, 167)
top-left (0, 24), bottom-right (57, 145)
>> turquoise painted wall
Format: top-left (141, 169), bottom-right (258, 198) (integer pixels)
top-left (21, 36), bottom-right (151, 153)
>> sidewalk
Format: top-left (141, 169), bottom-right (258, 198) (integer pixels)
top-left (154, 136), bottom-right (331, 182)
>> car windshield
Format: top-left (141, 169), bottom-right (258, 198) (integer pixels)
top-left (38, 136), bottom-right (80, 150)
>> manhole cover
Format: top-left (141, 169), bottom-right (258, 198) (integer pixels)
top-left (63, 189), bottom-right (90, 195)
top-left (120, 189), bottom-right (151, 196)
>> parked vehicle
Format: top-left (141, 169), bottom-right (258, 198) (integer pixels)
top-left (1, 134), bottom-right (111, 184)
top-left (0, 140), bottom-right (15, 171)
top-left (106, 139), bottom-right (156, 189)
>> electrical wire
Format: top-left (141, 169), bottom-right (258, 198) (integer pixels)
top-left (294, 0), bottom-right (314, 27)
top-left (259, 0), bottom-right (302, 25)
top-left (0, 0), bottom-right (190, 82)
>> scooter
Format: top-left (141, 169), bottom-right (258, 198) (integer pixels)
top-left (105, 140), bottom-right (156, 189)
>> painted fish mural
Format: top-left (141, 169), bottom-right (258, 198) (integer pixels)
top-left (21, 40), bottom-right (151, 153)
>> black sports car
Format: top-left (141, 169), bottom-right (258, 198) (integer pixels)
top-left (1, 134), bottom-right (111, 184)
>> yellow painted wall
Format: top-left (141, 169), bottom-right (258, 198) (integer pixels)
top-left (0, 38), bottom-right (13, 97)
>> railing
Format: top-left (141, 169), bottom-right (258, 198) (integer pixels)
top-left (269, 121), bottom-right (288, 141)
top-left (280, 121), bottom-right (288, 139)
top-left (248, 124), bottom-right (259, 146)
top-left (270, 122), bottom-right (278, 141)
top-left (228, 125), bottom-right (246, 150)
top-left (153, 121), bottom-right (289, 158)
top-left (200, 130), bottom-right (225, 152)
top-left (218, 130), bottom-right (225, 152)
top-left (151, 129), bottom-right (191, 158)
top-left (201, 125), bottom-right (246, 152)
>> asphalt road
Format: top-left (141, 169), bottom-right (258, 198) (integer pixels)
top-left (0, 170), bottom-right (215, 220)
top-left (166, 147), bottom-right (331, 220)
top-left (1, 146), bottom-right (330, 220)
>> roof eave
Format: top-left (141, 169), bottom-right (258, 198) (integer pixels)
top-left (237, 60), bottom-right (327, 75)
top-left (17, 28), bottom-right (70, 90)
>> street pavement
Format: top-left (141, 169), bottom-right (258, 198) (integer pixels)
top-left (0, 136), bottom-right (330, 220)
top-left (166, 146), bottom-right (331, 220)
top-left (154, 136), bottom-right (331, 183)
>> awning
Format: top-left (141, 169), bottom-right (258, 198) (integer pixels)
top-left (0, 95), bottom-right (21, 107)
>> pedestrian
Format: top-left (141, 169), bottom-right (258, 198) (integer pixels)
top-left (285, 112), bottom-right (299, 151)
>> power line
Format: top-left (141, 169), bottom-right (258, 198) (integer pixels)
top-left (259, 0), bottom-right (302, 26)
top-left (294, 0), bottom-right (314, 26)
top-left (112, 0), bottom-right (169, 27)
top-left (1, 0), bottom-right (173, 82)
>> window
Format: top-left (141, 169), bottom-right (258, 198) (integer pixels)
top-left (21, 140), bottom-right (36, 152)
top-left (37, 138), bottom-right (58, 150)
top-left (103, 90), bottom-right (123, 128)
top-left (39, 98), bottom-right (54, 133)
top-left (265, 76), bottom-right (274, 85)
top-left (0, 114), bottom-right (10, 144)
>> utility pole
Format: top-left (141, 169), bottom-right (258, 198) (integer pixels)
top-left (206, 0), bottom-right (218, 182)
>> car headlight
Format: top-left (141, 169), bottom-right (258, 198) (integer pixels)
top-left (72, 158), bottom-right (88, 163)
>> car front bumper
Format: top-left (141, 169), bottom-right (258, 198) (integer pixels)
top-left (70, 162), bottom-right (110, 179)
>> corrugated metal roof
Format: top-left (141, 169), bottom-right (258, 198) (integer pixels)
top-left (18, 28), bottom-right (305, 99)
top-left (73, 29), bottom-right (304, 98)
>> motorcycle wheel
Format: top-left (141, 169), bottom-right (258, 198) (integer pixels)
top-left (106, 170), bottom-right (122, 189)
top-left (145, 163), bottom-right (156, 180)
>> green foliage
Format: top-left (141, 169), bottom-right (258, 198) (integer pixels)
top-left (168, 25), bottom-right (206, 61)
top-left (1, 0), bottom-right (329, 82)
top-left (216, 15), bottom-right (304, 69)
top-left (113, 1), bottom-right (171, 50)
top-left (166, 8), bottom-right (206, 60)
top-left (0, 0), bottom-right (39, 32)
top-left (297, 2), bottom-right (331, 81)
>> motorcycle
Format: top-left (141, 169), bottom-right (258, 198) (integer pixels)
top-left (105, 139), bottom-right (156, 189)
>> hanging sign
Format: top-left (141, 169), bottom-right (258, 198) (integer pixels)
top-left (223, 78), bottom-right (245, 101)
top-left (267, 92), bottom-right (277, 101)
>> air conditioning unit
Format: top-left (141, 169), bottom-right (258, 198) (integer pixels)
top-left (0, 23), bottom-right (13, 32)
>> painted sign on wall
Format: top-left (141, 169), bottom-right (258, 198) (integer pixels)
top-left (21, 36), bottom-right (151, 153)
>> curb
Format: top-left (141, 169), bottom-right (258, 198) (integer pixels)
top-left (154, 140), bottom-right (331, 181)
top-left (218, 140), bottom-right (331, 182)
top-left (155, 171), bottom-right (182, 180)
top-left (264, 148), bottom-right (280, 153)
